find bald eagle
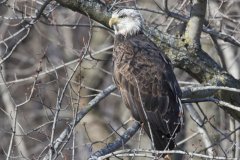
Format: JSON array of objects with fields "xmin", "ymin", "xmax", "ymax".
[{"xmin": 109, "ymin": 9, "xmax": 183, "ymax": 157}]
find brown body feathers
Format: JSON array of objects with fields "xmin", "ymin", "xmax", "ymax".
[{"xmin": 113, "ymin": 33, "xmax": 183, "ymax": 151}]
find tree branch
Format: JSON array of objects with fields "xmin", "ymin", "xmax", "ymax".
[
  {"xmin": 185, "ymin": 104, "xmax": 213, "ymax": 156},
  {"xmin": 182, "ymin": 86, "xmax": 240, "ymax": 99},
  {"xmin": 89, "ymin": 121, "xmax": 141, "ymax": 159},
  {"xmin": 95, "ymin": 149, "xmax": 234, "ymax": 160},
  {"xmin": 42, "ymin": 84, "xmax": 116, "ymax": 160},
  {"xmin": 184, "ymin": 0, "xmax": 206, "ymax": 49},
  {"xmin": 182, "ymin": 97, "xmax": 240, "ymax": 112}
]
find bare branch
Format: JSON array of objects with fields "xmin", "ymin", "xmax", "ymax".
[
  {"xmin": 96, "ymin": 149, "xmax": 234, "ymax": 160},
  {"xmin": 182, "ymin": 97, "xmax": 240, "ymax": 112},
  {"xmin": 0, "ymin": 45, "xmax": 113, "ymax": 86},
  {"xmin": 184, "ymin": 0, "xmax": 206, "ymax": 49},
  {"xmin": 185, "ymin": 104, "xmax": 213, "ymax": 156},
  {"xmin": 42, "ymin": 84, "xmax": 116, "ymax": 160},
  {"xmin": 89, "ymin": 121, "xmax": 141, "ymax": 159},
  {"xmin": 182, "ymin": 85, "xmax": 240, "ymax": 98},
  {"xmin": 0, "ymin": 0, "xmax": 52, "ymax": 64}
]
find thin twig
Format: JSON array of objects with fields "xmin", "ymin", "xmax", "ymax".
[
  {"xmin": 89, "ymin": 121, "xmax": 141, "ymax": 159},
  {"xmin": 185, "ymin": 104, "xmax": 213, "ymax": 156},
  {"xmin": 0, "ymin": 45, "xmax": 113, "ymax": 86},
  {"xmin": 47, "ymin": 18, "xmax": 91, "ymax": 158},
  {"xmin": 0, "ymin": 0, "xmax": 52, "ymax": 64},
  {"xmin": 42, "ymin": 84, "xmax": 116, "ymax": 160},
  {"xmin": 177, "ymin": 132, "xmax": 200, "ymax": 146},
  {"xmin": 182, "ymin": 97, "xmax": 240, "ymax": 112}
]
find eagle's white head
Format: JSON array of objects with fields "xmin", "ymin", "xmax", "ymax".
[{"xmin": 109, "ymin": 9, "xmax": 143, "ymax": 37}]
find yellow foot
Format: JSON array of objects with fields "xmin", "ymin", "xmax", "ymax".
[
  {"xmin": 164, "ymin": 154, "xmax": 171, "ymax": 160},
  {"xmin": 123, "ymin": 116, "xmax": 135, "ymax": 125}
]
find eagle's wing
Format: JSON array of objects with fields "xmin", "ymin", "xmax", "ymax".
[{"xmin": 113, "ymin": 34, "xmax": 183, "ymax": 150}]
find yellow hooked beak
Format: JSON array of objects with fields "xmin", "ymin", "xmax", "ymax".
[{"xmin": 109, "ymin": 17, "xmax": 119, "ymax": 28}]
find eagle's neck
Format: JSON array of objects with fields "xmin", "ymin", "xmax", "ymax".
[{"xmin": 115, "ymin": 31, "xmax": 143, "ymax": 43}]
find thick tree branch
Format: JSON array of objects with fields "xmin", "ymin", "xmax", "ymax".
[
  {"xmin": 182, "ymin": 86, "xmax": 240, "ymax": 99},
  {"xmin": 184, "ymin": 0, "xmax": 206, "ymax": 49},
  {"xmin": 54, "ymin": 0, "xmax": 111, "ymax": 26}
]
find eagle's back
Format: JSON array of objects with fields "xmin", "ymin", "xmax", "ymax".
[{"xmin": 113, "ymin": 34, "xmax": 183, "ymax": 150}]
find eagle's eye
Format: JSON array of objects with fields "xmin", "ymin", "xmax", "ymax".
[{"xmin": 119, "ymin": 14, "xmax": 127, "ymax": 18}]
